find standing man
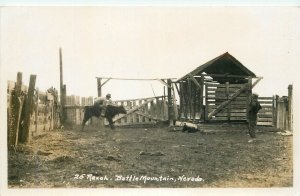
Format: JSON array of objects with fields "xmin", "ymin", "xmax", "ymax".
[{"xmin": 248, "ymin": 93, "xmax": 262, "ymax": 141}]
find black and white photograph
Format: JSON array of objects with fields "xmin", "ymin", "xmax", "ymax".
[{"xmin": 0, "ymin": 5, "xmax": 299, "ymax": 196}]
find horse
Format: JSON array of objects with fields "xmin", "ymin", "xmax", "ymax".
[{"xmin": 81, "ymin": 104, "xmax": 127, "ymax": 131}]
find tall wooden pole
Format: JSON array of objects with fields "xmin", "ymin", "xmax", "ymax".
[
  {"xmin": 59, "ymin": 48, "xmax": 65, "ymax": 123},
  {"xmin": 97, "ymin": 78, "xmax": 102, "ymax": 97},
  {"xmin": 288, "ymin": 85, "xmax": 293, "ymax": 131},
  {"xmin": 275, "ymin": 95, "xmax": 279, "ymax": 128},
  {"xmin": 20, "ymin": 75, "xmax": 36, "ymax": 143},
  {"xmin": 60, "ymin": 48, "xmax": 63, "ymax": 101}
]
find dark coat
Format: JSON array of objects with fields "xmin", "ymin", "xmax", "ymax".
[{"xmin": 248, "ymin": 98, "xmax": 262, "ymax": 121}]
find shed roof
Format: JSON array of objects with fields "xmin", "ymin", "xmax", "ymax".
[{"xmin": 177, "ymin": 52, "xmax": 256, "ymax": 82}]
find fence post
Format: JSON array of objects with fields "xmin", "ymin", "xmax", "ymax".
[
  {"xmin": 35, "ymin": 89, "xmax": 39, "ymax": 133},
  {"xmin": 275, "ymin": 95, "xmax": 279, "ymax": 128},
  {"xmin": 246, "ymin": 77, "xmax": 252, "ymax": 122},
  {"xmin": 272, "ymin": 95, "xmax": 277, "ymax": 127},
  {"xmin": 167, "ymin": 79, "xmax": 174, "ymax": 125},
  {"xmin": 62, "ymin": 84, "xmax": 67, "ymax": 123},
  {"xmin": 205, "ymin": 83, "xmax": 208, "ymax": 121},
  {"xmin": 199, "ymin": 74, "xmax": 204, "ymax": 121},
  {"xmin": 225, "ymin": 82, "xmax": 231, "ymax": 121},
  {"xmin": 8, "ymin": 72, "xmax": 23, "ymax": 147},
  {"xmin": 288, "ymin": 85, "xmax": 293, "ymax": 131},
  {"xmin": 20, "ymin": 75, "xmax": 36, "ymax": 143}
]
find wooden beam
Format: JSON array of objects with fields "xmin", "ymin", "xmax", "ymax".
[
  {"xmin": 188, "ymin": 74, "xmax": 202, "ymax": 90},
  {"xmin": 203, "ymin": 73, "xmax": 254, "ymax": 78},
  {"xmin": 135, "ymin": 111, "xmax": 159, "ymax": 121},
  {"xmin": 101, "ymin": 78, "xmax": 111, "ymax": 87},
  {"xmin": 174, "ymin": 82, "xmax": 180, "ymax": 95},
  {"xmin": 207, "ymin": 83, "xmax": 248, "ymax": 120},
  {"xmin": 157, "ymin": 79, "xmax": 171, "ymax": 88},
  {"xmin": 252, "ymin": 77, "xmax": 263, "ymax": 88},
  {"xmin": 113, "ymin": 96, "xmax": 165, "ymax": 103},
  {"xmin": 113, "ymin": 98, "xmax": 156, "ymax": 122}
]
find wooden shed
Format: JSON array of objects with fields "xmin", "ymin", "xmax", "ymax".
[{"xmin": 175, "ymin": 52, "xmax": 261, "ymax": 123}]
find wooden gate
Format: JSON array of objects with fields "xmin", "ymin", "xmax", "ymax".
[
  {"xmin": 257, "ymin": 96, "xmax": 275, "ymax": 126},
  {"xmin": 108, "ymin": 96, "xmax": 168, "ymax": 126},
  {"xmin": 205, "ymin": 82, "xmax": 275, "ymax": 126},
  {"xmin": 205, "ymin": 82, "xmax": 250, "ymax": 121}
]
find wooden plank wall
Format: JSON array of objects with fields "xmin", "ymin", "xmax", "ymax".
[
  {"xmin": 7, "ymin": 80, "xmax": 59, "ymax": 145},
  {"xmin": 206, "ymin": 82, "xmax": 248, "ymax": 121}
]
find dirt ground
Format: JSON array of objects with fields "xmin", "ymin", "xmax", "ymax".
[{"xmin": 8, "ymin": 124, "xmax": 293, "ymax": 188}]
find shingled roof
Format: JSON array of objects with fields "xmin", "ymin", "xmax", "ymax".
[{"xmin": 177, "ymin": 52, "xmax": 256, "ymax": 82}]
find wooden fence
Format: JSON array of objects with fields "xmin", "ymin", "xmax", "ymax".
[
  {"xmin": 276, "ymin": 92, "xmax": 293, "ymax": 131},
  {"xmin": 257, "ymin": 96, "xmax": 275, "ymax": 126},
  {"xmin": 111, "ymin": 96, "xmax": 168, "ymax": 126},
  {"xmin": 7, "ymin": 73, "xmax": 60, "ymax": 147},
  {"xmin": 257, "ymin": 92, "xmax": 292, "ymax": 129},
  {"xmin": 64, "ymin": 96, "xmax": 168, "ymax": 127}
]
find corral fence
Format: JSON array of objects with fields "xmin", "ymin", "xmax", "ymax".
[
  {"xmin": 7, "ymin": 73, "xmax": 61, "ymax": 147},
  {"xmin": 7, "ymin": 72, "xmax": 292, "ymax": 149},
  {"xmin": 64, "ymin": 95, "xmax": 168, "ymax": 127}
]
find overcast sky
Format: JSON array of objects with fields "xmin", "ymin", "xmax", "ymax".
[{"xmin": 1, "ymin": 6, "xmax": 300, "ymax": 100}]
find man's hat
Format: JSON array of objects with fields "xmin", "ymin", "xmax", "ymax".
[{"xmin": 106, "ymin": 93, "xmax": 111, "ymax": 98}]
